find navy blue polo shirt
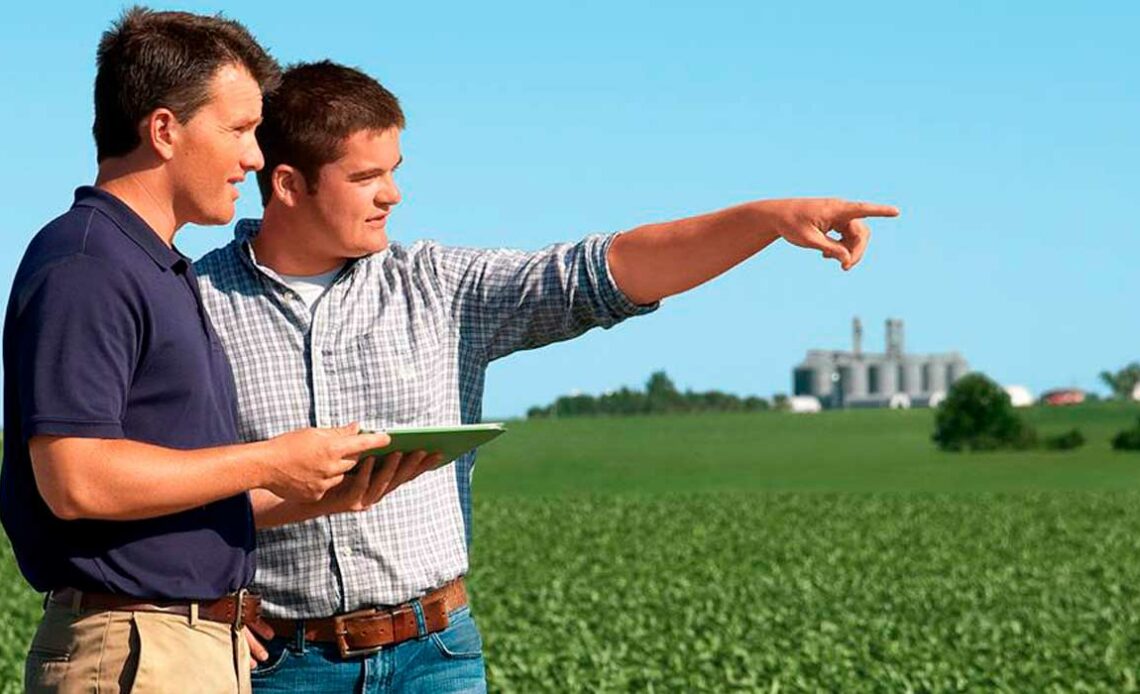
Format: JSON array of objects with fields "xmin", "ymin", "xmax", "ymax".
[{"xmin": 0, "ymin": 186, "xmax": 255, "ymax": 599}]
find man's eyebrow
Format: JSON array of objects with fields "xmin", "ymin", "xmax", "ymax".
[
  {"xmin": 235, "ymin": 116, "xmax": 263, "ymax": 130},
  {"xmin": 346, "ymin": 156, "xmax": 403, "ymax": 181}
]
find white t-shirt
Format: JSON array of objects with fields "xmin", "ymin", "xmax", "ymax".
[{"xmin": 277, "ymin": 264, "xmax": 345, "ymax": 312}]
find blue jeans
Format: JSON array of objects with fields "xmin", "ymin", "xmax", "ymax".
[{"xmin": 250, "ymin": 605, "xmax": 486, "ymax": 693}]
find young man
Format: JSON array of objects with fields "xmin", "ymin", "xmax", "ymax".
[
  {"xmin": 194, "ymin": 61, "xmax": 899, "ymax": 692},
  {"xmin": 1, "ymin": 12, "xmax": 400, "ymax": 693}
]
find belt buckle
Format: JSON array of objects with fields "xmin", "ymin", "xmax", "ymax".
[{"xmin": 334, "ymin": 608, "xmax": 385, "ymax": 659}]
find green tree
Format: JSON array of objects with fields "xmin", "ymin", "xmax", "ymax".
[
  {"xmin": 1044, "ymin": 428, "xmax": 1085, "ymax": 451},
  {"xmin": 604, "ymin": 387, "xmax": 649, "ymax": 415},
  {"xmin": 742, "ymin": 396, "xmax": 771, "ymax": 411},
  {"xmin": 553, "ymin": 394, "xmax": 598, "ymax": 417},
  {"xmin": 1099, "ymin": 362, "xmax": 1140, "ymax": 400},
  {"xmin": 933, "ymin": 373, "xmax": 1037, "ymax": 452},
  {"xmin": 525, "ymin": 371, "xmax": 772, "ymax": 418},
  {"xmin": 1112, "ymin": 418, "xmax": 1140, "ymax": 451},
  {"xmin": 645, "ymin": 371, "xmax": 684, "ymax": 413}
]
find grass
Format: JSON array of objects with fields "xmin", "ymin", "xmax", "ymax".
[
  {"xmin": 3, "ymin": 401, "xmax": 1140, "ymax": 690},
  {"xmin": 475, "ymin": 401, "xmax": 1140, "ymax": 495}
]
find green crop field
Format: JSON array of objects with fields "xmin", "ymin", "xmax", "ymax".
[{"xmin": 4, "ymin": 402, "xmax": 1140, "ymax": 691}]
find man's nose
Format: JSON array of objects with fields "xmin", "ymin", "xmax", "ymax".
[
  {"xmin": 243, "ymin": 142, "xmax": 266, "ymax": 172},
  {"xmin": 376, "ymin": 178, "xmax": 401, "ymax": 207}
]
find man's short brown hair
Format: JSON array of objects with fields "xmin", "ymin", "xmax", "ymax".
[
  {"xmin": 256, "ymin": 61, "xmax": 406, "ymax": 205},
  {"xmin": 94, "ymin": 6, "xmax": 280, "ymax": 162}
]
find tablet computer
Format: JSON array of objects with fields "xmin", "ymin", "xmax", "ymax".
[{"xmin": 353, "ymin": 422, "xmax": 507, "ymax": 471}]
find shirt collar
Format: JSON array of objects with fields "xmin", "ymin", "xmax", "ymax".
[
  {"xmin": 235, "ymin": 217, "xmax": 262, "ymax": 242},
  {"xmin": 72, "ymin": 186, "xmax": 188, "ymax": 272}
]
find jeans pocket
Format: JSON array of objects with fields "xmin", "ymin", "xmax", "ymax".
[
  {"xmin": 250, "ymin": 638, "xmax": 293, "ymax": 679},
  {"xmin": 429, "ymin": 608, "xmax": 484, "ymax": 660}
]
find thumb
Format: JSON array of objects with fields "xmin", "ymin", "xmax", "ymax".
[
  {"xmin": 336, "ymin": 422, "xmax": 362, "ymax": 436},
  {"xmin": 816, "ymin": 237, "xmax": 852, "ymax": 266}
]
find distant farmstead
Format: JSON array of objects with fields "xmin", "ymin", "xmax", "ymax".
[
  {"xmin": 1040, "ymin": 388, "xmax": 1085, "ymax": 406},
  {"xmin": 793, "ymin": 318, "xmax": 969, "ymax": 409}
]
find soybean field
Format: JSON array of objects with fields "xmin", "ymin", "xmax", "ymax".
[{"xmin": 5, "ymin": 403, "xmax": 1140, "ymax": 691}]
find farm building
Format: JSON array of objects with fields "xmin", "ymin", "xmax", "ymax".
[
  {"xmin": 1040, "ymin": 388, "xmax": 1085, "ymax": 406},
  {"xmin": 1004, "ymin": 385, "xmax": 1034, "ymax": 407},
  {"xmin": 793, "ymin": 318, "xmax": 969, "ymax": 409}
]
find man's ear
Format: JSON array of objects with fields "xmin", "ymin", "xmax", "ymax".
[
  {"xmin": 272, "ymin": 164, "xmax": 306, "ymax": 207},
  {"xmin": 143, "ymin": 108, "xmax": 179, "ymax": 161}
]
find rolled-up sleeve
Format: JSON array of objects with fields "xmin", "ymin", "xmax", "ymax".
[{"xmin": 426, "ymin": 233, "xmax": 658, "ymax": 362}]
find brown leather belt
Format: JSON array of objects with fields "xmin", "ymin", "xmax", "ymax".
[
  {"xmin": 50, "ymin": 588, "xmax": 261, "ymax": 629},
  {"xmin": 264, "ymin": 578, "xmax": 467, "ymax": 658}
]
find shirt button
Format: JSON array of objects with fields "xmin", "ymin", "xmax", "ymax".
[{"xmin": 343, "ymin": 546, "xmax": 353, "ymax": 557}]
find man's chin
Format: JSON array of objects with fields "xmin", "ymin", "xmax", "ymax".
[
  {"xmin": 365, "ymin": 232, "xmax": 390, "ymax": 253},
  {"xmin": 190, "ymin": 204, "xmax": 236, "ymax": 228},
  {"xmin": 355, "ymin": 241, "xmax": 388, "ymax": 257}
]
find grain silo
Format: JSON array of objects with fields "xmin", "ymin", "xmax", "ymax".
[{"xmin": 792, "ymin": 318, "xmax": 969, "ymax": 409}]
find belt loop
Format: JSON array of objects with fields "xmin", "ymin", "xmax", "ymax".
[
  {"xmin": 189, "ymin": 602, "xmax": 200, "ymax": 627},
  {"xmin": 294, "ymin": 620, "xmax": 307, "ymax": 654},
  {"xmin": 410, "ymin": 599, "xmax": 427, "ymax": 637},
  {"xmin": 234, "ymin": 588, "xmax": 248, "ymax": 631},
  {"xmin": 70, "ymin": 589, "xmax": 83, "ymax": 615}
]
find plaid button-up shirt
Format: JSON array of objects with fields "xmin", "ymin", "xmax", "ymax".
[{"xmin": 194, "ymin": 219, "xmax": 656, "ymax": 618}]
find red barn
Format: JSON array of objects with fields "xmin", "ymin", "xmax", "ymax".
[{"xmin": 1040, "ymin": 389, "xmax": 1085, "ymax": 406}]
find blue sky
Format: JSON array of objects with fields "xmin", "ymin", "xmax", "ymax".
[{"xmin": 2, "ymin": 2, "xmax": 1137, "ymax": 418}]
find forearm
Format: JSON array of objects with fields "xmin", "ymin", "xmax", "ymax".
[
  {"xmin": 250, "ymin": 488, "xmax": 327, "ymax": 529},
  {"xmin": 31, "ymin": 435, "xmax": 273, "ymax": 521},
  {"xmin": 607, "ymin": 201, "xmax": 779, "ymax": 305}
]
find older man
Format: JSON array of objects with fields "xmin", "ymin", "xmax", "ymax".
[{"xmin": 1, "ymin": 12, "xmax": 397, "ymax": 693}]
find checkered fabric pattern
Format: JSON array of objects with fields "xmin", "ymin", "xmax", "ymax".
[{"xmin": 194, "ymin": 219, "xmax": 656, "ymax": 618}]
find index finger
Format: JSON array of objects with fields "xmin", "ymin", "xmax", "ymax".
[
  {"xmin": 334, "ymin": 432, "xmax": 392, "ymax": 458},
  {"xmin": 842, "ymin": 201, "xmax": 900, "ymax": 220}
]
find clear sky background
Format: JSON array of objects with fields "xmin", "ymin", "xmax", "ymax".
[{"xmin": 1, "ymin": 2, "xmax": 1136, "ymax": 418}]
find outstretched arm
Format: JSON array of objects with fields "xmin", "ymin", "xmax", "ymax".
[{"xmin": 607, "ymin": 198, "xmax": 900, "ymax": 305}]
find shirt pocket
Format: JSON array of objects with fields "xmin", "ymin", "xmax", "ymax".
[{"xmin": 335, "ymin": 329, "xmax": 445, "ymax": 428}]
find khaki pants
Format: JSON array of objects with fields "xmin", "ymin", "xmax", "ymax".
[{"xmin": 25, "ymin": 600, "xmax": 251, "ymax": 693}]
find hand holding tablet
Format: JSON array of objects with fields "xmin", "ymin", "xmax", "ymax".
[{"xmin": 351, "ymin": 423, "xmax": 507, "ymax": 473}]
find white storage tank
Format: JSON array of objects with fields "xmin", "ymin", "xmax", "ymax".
[
  {"xmin": 1003, "ymin": 385, "xmax": 1034, "ymax": 408},
  {"xmin": 789, "ymin": 395, "xmax": 823, "ymax": 413}
]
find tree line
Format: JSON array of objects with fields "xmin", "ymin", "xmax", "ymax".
[{"xmin": 526, "ymin": 371, "xmax": 781, "ymax": 419}]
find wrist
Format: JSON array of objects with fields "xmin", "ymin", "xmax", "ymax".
[
  {"xmin": 746, "ymin": 200, "xmax": 784, "ymax": 243},
  {"xmin": 246, "ymin": 439, "xmax": 281, "ymax": 490}
]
